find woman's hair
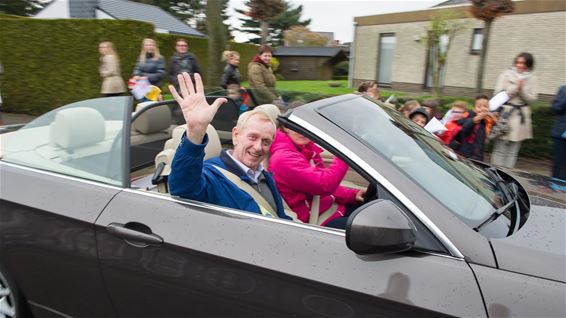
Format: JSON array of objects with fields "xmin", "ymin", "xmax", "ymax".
[
  {"xmin": 222, "ymin": 50, "xmax": 240, "ymax": 62},
  {"xmin": 357, "ymin": 81, "xmax": 376, "ymax": 93},
  {"xmin": 514, "ymin": 52, "xmax": 534, "ymax": 70},
  {"xmin": 139, "ymin": 38, "xmax": 161, "ymax": 63},
  {"xmin": 399, "ymin": 100, "xmax": 420, "ymax": 113},
  {"xmin": 421, "ymin": 99, "xmax": 440, "ymax": 119},
  {"xmin": 100, "ymin": 41, "xmax": 118, "ymax": 60},
  {"xmin": 258, "ymin": 44, "xmax": 272, "ymax": 55}
]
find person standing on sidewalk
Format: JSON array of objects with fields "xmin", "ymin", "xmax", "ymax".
[
  {"xmin": 98, "ymin": 41, "xmax": 126, "ymax": 97},
  {"xmin": 551, "ymin": 85, "xmax": 566, "ymax": 181},
  {"xmin": 169, "ymin": 39, "xmax": 201, "ymax": 90},
  {"xmin": 490, "ymin": 52, "xmax": 538, "ymax": 169}
]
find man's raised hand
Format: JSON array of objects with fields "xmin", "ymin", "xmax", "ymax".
[{"xmin": 169, "ymin": 72, "xmax": 226, "ymax": 144}]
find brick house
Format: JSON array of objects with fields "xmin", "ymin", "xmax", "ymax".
[{"xmin": 350, "ymin": 0, "xmax": 565, "ymax": 101}]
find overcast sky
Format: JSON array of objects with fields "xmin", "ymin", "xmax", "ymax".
[{"xmin": 228, "ymin": 0, "xmax": 446, "ymax": 43}]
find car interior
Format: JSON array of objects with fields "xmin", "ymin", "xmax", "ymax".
[{"xmin": 129, "ymin": 101, "xmax": 372, "ymax": 227}]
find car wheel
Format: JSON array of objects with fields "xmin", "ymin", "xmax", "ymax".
[{"xmin": 0, "ymin": 266, "xmax": 28, "ymax": 318}]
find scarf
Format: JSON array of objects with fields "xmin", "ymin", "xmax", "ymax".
[{"xmin": 252, "ymin": 54, "xmax": 269, "ymax": 67}]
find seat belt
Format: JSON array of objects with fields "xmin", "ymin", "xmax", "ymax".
[
  {"xmin": 212, "ymin": 165, "xmax": 300, "ymax": 221},
  {"xmin": 308, "ymin": 159, "xmax": 339, "ymax": 226}
]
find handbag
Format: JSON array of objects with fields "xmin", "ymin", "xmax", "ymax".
[{"xmin": 489, "ymin": 110, "xmax": 510, "ymax": 140}]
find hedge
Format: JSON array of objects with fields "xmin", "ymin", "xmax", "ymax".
[{"xmin": 0, "ymin": 17, "xmax": 259, "ymax": 114}]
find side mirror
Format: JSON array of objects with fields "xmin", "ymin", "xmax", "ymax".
[{"xmin": 346, "ymin": 200, "xmax": 416, "ymax": 255}]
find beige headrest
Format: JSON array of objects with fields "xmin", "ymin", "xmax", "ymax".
[
  {"xmin": 155, "ymin": 148, "xmax": 176, "ymax": 176},
  {"xmin": 49, "ymin": 107, "xmax": 105, "ymax": 149},
  {"xmin": 133, "ymin": 105, "xmax": 172, "ymax": 134},
  {"xmin": 204, "ymin": 124, "xmax": 222, "ymax": 160}
]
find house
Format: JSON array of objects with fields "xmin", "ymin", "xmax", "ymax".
[
  {"xmin": 35, "ymin": 0, "xmax": 205, "ymax": 37},
  {"xmin": 351, "ymin": 0, "xmax": 565, "ymax": 101},
  {"xmin": 273, "ymin": 47, "xmax": 348, "ymax": 81}
]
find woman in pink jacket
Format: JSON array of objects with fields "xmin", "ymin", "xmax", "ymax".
[{"xmin": 269, "ymin": 127, "xmax": 366, "ymax": 228}]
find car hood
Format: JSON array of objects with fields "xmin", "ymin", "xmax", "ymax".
[{"xmin": 490, "ymin": 203, "xmax": 565, "ymax": 282}]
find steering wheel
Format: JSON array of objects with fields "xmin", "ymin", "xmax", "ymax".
[{"xmin": 363, "ymin": 183, "xmax": 379, "ymax": 203}]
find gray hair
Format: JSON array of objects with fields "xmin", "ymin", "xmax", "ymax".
[{"xmin": 235, "ymin": 109, "xmax": 277, "ymax": 133}]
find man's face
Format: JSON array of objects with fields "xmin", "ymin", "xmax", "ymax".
[
  {"xmin": 232, "ymin": 116, "xmax": 275, "ymax": 170},
  {"xmin": 176, "ymin": 41, "xmax": 188, "ymax": 54},
  {"xmin": 474, "ymin": 98, "xmax": 489, "ymax": 114}
]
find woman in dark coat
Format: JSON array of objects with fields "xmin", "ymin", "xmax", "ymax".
[
  {"xmin": 132, "ymin": 38, "xmax": 165, "ymax": 87},
  {"xmin": 220, "ymin": 50, "xmax": 241, "ymax": 89}
]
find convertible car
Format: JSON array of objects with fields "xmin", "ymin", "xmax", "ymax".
[{"xmin": 0, "ymin": 94, "xmax": 564, "ymax": 317}]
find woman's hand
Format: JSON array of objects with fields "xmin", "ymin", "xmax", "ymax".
[{"xmin": 355, "ymin": 188, "xmax": 367, "ymax": 202}]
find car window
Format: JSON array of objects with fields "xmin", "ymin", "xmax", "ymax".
[
  {"xmin": 1, "ymin": 97, "xmax": 131, "ymax": 187},
  {"xmin": 317, "ymin": 97, "xmax": 504, "ymax": 230}
]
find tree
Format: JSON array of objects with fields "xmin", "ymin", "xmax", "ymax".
[
  {"xmin": 425, "ymin": 14, "xmax": 466, "ymax": 98},
  {"xmin": 284, "ymin": 26, "xmax": 328, "ymax": 46},
  {"xmin": 236, "ymin": 0, "xmax": 299, "ymax": 46},
  {"xmin": 132, "ymin": 0, "xmax": 232, "ymax": 39},
  {"xmin": 470, "ymin": 0, "xmax": 514, "ymax": 93},
  {"xmin": 205, "ymin": 0, "xmax": 227, "ymax": 87},
  {"xmin": 0, "ymin": 0, "xmax": 51, "ymax": 16}
]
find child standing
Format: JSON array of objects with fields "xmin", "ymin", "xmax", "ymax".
[
  {"xmin": 440, "ymin": 101, "xmax": 469, "ymax": 145},
  {"xmin": 452, "ymin": 95, "xmax": 496, "ymax": 161}
]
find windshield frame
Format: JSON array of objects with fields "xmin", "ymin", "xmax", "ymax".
[{"xmin": 308, "ymin": 95, "xmax": 516, "ymax": 235}]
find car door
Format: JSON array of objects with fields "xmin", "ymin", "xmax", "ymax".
[
  {"xmin": 95, "ymin": 187, "xmax": 486, "ymax": 317},
  {"xmin": 0, "ymin": 97, "xmax": 132, "ymax": 317}
]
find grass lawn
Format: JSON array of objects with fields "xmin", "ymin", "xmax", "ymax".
[{"xmin": 241, "ymin": 80, "xmax": 407, "ymax": 97}]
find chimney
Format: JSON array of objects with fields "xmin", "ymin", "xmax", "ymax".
[{"xmin": 69, "ymin": 0, "xmax": 99, "ymax": 18}]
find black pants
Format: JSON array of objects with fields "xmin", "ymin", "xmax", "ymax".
[
  {"xmin": 552, "ymin": 137, "xmax": 566, "ymax": 180},
  {"xmin": 102, "ymin": 92, "xmax": 125, "ymax": 97},
  {"xmin": 324, "ymin": 204, "xmax": 359, "ymax": 230}
]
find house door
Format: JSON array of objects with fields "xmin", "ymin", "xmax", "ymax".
[{"xmin": 377, "ymin": 33, "xmax": 396, "ymax": 85}]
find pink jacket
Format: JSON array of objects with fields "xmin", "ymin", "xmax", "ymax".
[{"xmin": 269, "ymin": 130, "xmax": 359, "ymax": 225}]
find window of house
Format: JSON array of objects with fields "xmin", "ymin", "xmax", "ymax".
[
  {"xmin": 470, "ymin": 28, "xmax": 483, "ymax": 54},
  {"xmin": 377, "ymin": 33, "xmax": 396, "ymax": 85}
]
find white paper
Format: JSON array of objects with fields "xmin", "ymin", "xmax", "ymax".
[
  {"xmin": 384, "ymin": 95, "xmax": 395, "ymax": 104},
  {"xmin": 424, "ymin": 117, "xmax": 447, "ymax": 134},
  {"xmin": 131, "ymin": 79, "xmax": 151, "ymax": 100},
  {"xmin": 441, "ymin": 109, "xmax": 453, "ymax": 124},
  {"xmin": 489, "ymin": 91, "xmax": 510, "ymax": 111}
]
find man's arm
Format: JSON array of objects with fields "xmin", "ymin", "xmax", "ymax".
[{"xmin": 168, "ymin": 73, "xmax": 227, "ymax": 198}]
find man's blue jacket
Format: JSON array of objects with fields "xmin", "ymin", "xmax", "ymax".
[{"xmin": 168, "ymin": 134, "xmax": 290, "ymax": 220}]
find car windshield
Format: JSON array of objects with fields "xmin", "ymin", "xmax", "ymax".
[{"xmin": 317, "ymin": 96, "xmax": 504, "ymax": 228}]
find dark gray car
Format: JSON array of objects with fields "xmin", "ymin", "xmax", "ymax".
[{"xmin": 0, "ymin": 94, "xmax": 564, "ymax": 317}]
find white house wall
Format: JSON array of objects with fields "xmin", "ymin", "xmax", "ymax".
[
  {"xmin": 479, "ymin": 11, "xmax": 566, "ymax": 95},
  {"xmin": 96, "ymin": 9, "xmax": 115, "ymax": 19},
  {"xmin": 34, "ymin": 0, "xmax": 70, "ymax": 18},
  {"xmin": 354, "ymin": 9, "xmax": 566, "ymax": 97}
]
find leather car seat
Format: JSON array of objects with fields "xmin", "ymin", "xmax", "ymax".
[{"xmin": 152, "ymin": 124, "xmax": 222, "ymax": 193}]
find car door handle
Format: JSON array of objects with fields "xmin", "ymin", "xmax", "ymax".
[{"xmin": 106, "ymin": 222, "xmax": 164, "ymax": 247}]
